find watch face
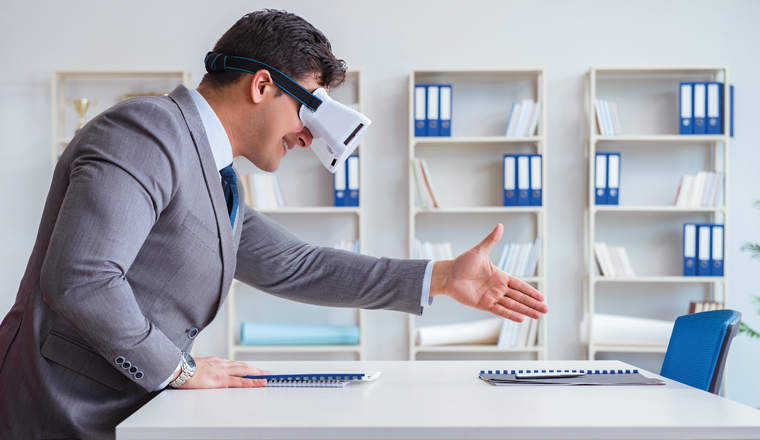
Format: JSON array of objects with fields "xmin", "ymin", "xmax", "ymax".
[{"xmin": 182, "ymin": 352, "xmax": 197, "ymax": 370}]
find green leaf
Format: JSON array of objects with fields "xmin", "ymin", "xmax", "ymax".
[
  {"xmin": 740, "ymin": 322, "xmax": 760, "ymax": 339},
  {"xmin": 740, "ymin": 243, "xmax": 760, "ymax": 260}
]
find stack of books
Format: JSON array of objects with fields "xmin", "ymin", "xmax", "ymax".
[
  {"xmin": 242, "ymin": 174, "xmax": 286, "ymax": 209},
  {"xmin": 504, "ymin": 100, "xmax": 541, "ymax": 137},
  {"xmin": 688, "ymin": 301, "xmax": 724, "ymax": 314},
  {"xmin": 594, "ymin": 243, "xmax": 636, "ymax": 277},
  {"xmin": 497, "ymin": 317, "xmax": 540, "ymax": 348},
  {"xmin": 674, "ymin": 171, "xmax": 724, "ymax": 207},
  {"xmin": 495, "ymin": 237, "xmax": 542, "ymax": 277},
  {"xmin": 333, "ymin": 239, "xmax": 360, "ymax": 253},
  {"xmin": 594, "ymin": 99, "xmax": 622, "ymax": 136},
  {"xmin": 412, "ymin": 158, "xmax": 440, "ymax": 208},
  {"xmin": 414, "ymin": 239, "xmax": 455, "ymax": 261}
]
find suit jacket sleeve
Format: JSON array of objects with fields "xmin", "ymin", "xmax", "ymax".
[
  {"xmin": 234, "ymin": 204, "xmax": 428, "ymax": 315},
  {"xmin": 39, "ymin": 98, "xmax": 184, "ymax": 392}
]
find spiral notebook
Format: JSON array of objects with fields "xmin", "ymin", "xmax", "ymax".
[
  {"xmin": 245, "ymin": 370, "xmax": 381, "ymax": 388},
  {"xmin": 479, "ymin": 369, "xmax": 665, "ymax": 386}
]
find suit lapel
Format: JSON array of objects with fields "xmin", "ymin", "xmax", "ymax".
[{"xmin": 168, "ymin": 85, "xmax": 236, "ymax": 310}]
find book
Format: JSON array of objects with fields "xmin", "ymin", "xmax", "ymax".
[
  {"xmin": 416, "ymin": 318, "xmax": 502, "ymax": 346},
  {"xmin": 245, "ymin": 370, "xmax": 381, "ymax": 388},
  {"xmin": 333, "ymin": 239, "xmax": 360, "ymax": 253},
  {"xmin": 496, "ymin": 237, "xmax": 541, "ymax": 277},
  {"xmin": 414, "ymin": 239, "xmax": 454, "ymax": 260},
  {"xmin": 505, "ymin": 100, "xmax": 541, "ymax": 137},
  {"xmin": 245, "ymin": 174, "xmax": 286, "ymax": 209},
  {"xmin": 594, "ymin": 99, "xmax": 623, "ymax": 136},
  {"xmin": 674, "ymin": 171, "xmax": 723, "ymax": 207},
  {"xmin": 478, "ymin": 369, "xmax": 665, "ymax": 386},
  {"xmin": 594, "ymin": 243, "xmax": 635, "ymax": 277},
  {"xmin": 688, "ymin": 301, "xmax": 724, "ymax": 314},
  {"xmin": 412, "ymin": 158, "xmax": 439, "ymax": 208}
]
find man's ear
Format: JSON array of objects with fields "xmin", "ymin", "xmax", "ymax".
[{"xmin": 249, "ymin": 69, "xmax": 275, "ymax": 104}]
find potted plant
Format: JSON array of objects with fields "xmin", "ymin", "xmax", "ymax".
[{"xmin": 739, "ymin": 201, "xmax": 760, "ymax": 338}]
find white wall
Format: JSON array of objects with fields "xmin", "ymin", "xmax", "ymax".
[{"xmin": 1, "ymin": 0, "xmax": 759, "ymax": 406}]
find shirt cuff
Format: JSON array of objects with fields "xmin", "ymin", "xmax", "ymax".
[
  {"xmin": 420, "ymin": 260, "xmax": 435, "ymax": 308},
  {"xmin": 157, "ymin": 359, "xmax": 183, "ymax": 390}
]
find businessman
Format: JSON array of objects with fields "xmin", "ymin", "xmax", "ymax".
[{"xmin": 0, "ymin": 9, "xmax": 547, "ymax": 440}]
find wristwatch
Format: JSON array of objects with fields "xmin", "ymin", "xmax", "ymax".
[{"xmin": 169, "ymin": 352, "xmax": 197, "ymax": 388}]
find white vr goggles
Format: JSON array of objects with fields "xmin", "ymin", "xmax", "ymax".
[{"xmin": 205, "ymin": 52, "xmax": 370, "ymax": 173}]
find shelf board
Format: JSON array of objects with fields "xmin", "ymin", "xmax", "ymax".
[
  {"xmin": 414, "ymin": 68, "xmax": 545, "ymax": 76},
  {"xmin": 590, "ymin": 276, "xmax": 725, "ymax": 284},
  {"xmin": 414, "ymin": 136, "xmax": 542, "ymax": 145},
  {"xmin": 54, "ymin": 69, "xmax": 189, "ymax": 77},
  {"xmin": 591, "ymin": 66, "xmax": 727, "ymax": 75},
  {"xmin": 593, "ymin": 134, "xmax": 727, "ymax": 143},
  {"xmin": 231, "ymin": 345, "xmax": 362, "ymax": 353},
  {"xmin": 415, "ymin": 206, "xmax": 543, "ymax": 215},
  {"xmin": 593, "ymin": 205, "xmax": 725, "ymax": 213},
  {"xmin": 258, "ymin": 207, "xmax": 361, "ymax": 215},
  {"xmin": 592, "ymin": 345, "xmax": 668, "ymax": 354},
  {"xmin": 413, "ymin": 345, "xmax": 543, "ymax": 353}
]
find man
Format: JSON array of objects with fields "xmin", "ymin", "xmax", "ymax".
[{"xmin": 0, "ymin": 9, "xmax": 547, "ymax": 440}]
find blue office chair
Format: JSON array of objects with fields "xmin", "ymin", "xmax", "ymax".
[{"xmin": 660, "ymin": 309, "xmax": 741, "ymax": 394}]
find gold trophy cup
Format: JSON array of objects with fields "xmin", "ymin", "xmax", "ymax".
[{"xmin": 69, "ymin": 98, "xmax": 97, "ymax": 132}]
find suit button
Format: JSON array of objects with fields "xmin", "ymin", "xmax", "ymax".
[
  {"xmin": 134, "ymin": 371, "xmax": 144, "ymax": 379},
  {"xmin": 115, "ymin": 356, "xmax": 125, "ymax": 364},
  {"xmin": 129, "ymin": 366, "xmax": 139, "ymax": 374},
  {"xmin": 188, "ymin": 328, "xmax": 199, "ymax": 339},
  {"xmin": 122, "ymin": 361, "xmax": 131, "ymax": 369}
]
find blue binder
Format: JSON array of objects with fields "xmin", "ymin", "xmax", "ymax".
[
  {"xmin": 679, "ymin": 82, "xmax": 693, "ymax": 135},
  {"xmin": 503, "ymin": 155, "xmax": 517, "ymax": 206},
  {"xmin": 426, "ymin": 85, "xmax": 440, "ymax": 136},
  {"xmin": 529, "ymin": 154, "xmax": 542, "ymax": 206},
  {"xmin": 347, "ymin": 155, "xmax": 360, "ymax": 207},
  {"xmin": 730, "ymin": 85, "xmax": 734, "ymax": 137},
  {"xmin": 414, "ymin": 85, "xmax": 426, "ymax": 137},
  {"xmin": 606, "ymin": 153, "xmax": 620, "ymax": 205},
  {"xmin": 516, "ymin": 155, "xmax": 531, "ymax": 206},
  {"xmin": 333, "ymin": 159, "xmax": 348, "ymax": 206},
  {"xmin": 693, "ymin": 83, "xmax": 707, "ymax": 135},
  {"xmin": 683, "ymin": 223, "xmax": 697, "ymax": 276},
  {"xmin": 711, "ymin": 224, "xmax": 724, "ymax": 276},
  {"xmin": 594, "ymin": 153, "xmax": 608, "ymax": 205},
  {"xmin": 439, "ymin": 85, "xmax": 452, "ymax": 137},
  {"xmin": 706, "ymin": 82, "xmax": 722, "ymax": 135},
  {"xmin": 697, "ymin": 224, "xmax": 712, "ymax": 276}
]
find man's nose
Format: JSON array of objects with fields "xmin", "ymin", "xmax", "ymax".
[{"xmin": 296, "ymin": 127, "xmax": 313, "ymax": 148}]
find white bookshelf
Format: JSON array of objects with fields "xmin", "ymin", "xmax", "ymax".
[
  {"xmin": 583, "ymin": 66, "xmax": 730, "ymax": 359},
  {"xmin": 407, "ymin": 68, "xmax": 548, "ymax": 361},
  {"xmin": 51, "ymin": 69, "xmax": 192, "ymax": 170},
  {"xmin": 227, "ymin": 70, "xmax": 366, "ymax": 361}
]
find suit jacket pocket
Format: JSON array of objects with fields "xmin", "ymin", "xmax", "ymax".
[
  {"xmin": 40, "ymin": 331, "xmax": 131, "ymax": 391},
  {"xmin": 182, "ymin": 211, "xmax": 219, "ymax": 253}
]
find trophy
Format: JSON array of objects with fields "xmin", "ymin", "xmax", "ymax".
[{"xmin": 69, "ymin": 98, "xmax": 97, "ymax": 132}]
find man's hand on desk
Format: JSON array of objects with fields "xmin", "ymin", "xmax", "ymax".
[
  {"xmin": 178, "ymin": 357, "xmax": 270, "ymax": 389},
  {"xmin": 430, "ymin": 223, "xmax": 548, "ymax": 322}
]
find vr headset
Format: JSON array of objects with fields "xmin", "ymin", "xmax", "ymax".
[{"xmin": 204, "ymin": 52, "xmax": 370, "ymax": 173}]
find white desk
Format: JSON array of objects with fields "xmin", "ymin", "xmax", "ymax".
[{"xmin": 117, "ymin": 360, "xmax": 760, "ymax": 440}]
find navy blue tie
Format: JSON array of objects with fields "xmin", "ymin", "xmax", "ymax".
[{"xmin": 219, "ymin": 164, "xmax": 238, "ymax": 227}]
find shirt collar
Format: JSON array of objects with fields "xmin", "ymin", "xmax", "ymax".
[{"xmin": 188, "ymin": 88, "xmax": 234, "ymax": 173}]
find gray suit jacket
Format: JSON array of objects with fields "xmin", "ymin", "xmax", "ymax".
[{"xmin": 0, "ymin": 85, "xmax": 427, "ymax": 440}]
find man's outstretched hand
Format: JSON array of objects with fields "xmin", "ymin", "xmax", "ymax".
[{"xmin": 430, "ymin": 224, "xmax": 548, "ymax": 322}]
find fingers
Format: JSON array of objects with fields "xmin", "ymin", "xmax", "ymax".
[
  {"xmin": 184, "ymin": 357, "xmax": 270, "ymax": 389},
  {"xmin": 475, "ymin": 224, "xmax": 504, "ymax": 255}
]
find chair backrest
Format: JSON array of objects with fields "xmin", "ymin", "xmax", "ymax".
[{"xmin": 660, "ymin": 309, "xmax": 741, "ymax": 394}]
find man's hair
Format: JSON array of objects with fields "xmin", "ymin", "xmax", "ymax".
[{"xmin": 201, "ymin": 9, "xmax": 346, "ymax": 91}]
